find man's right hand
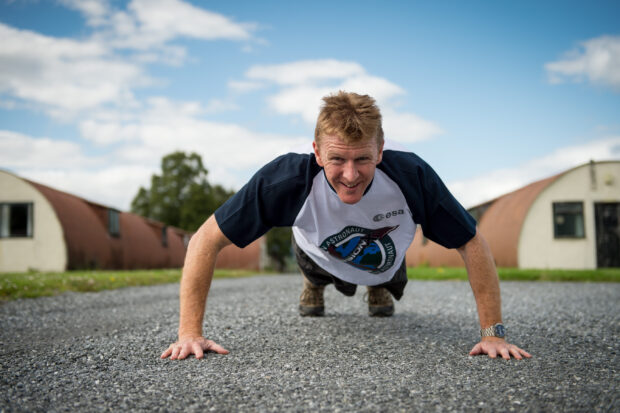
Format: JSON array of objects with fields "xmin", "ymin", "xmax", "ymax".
[{"xmin": 160, "ymin": 336, "xmax": 229, "ymax": 360}]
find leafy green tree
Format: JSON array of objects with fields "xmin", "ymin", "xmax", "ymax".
[
  {"xmin": 131, "ymin": 151, "xmax": 234, "ymax": 231},
  {"xmin": 266, "ymin": 227, "xmax": 293, "ymax": 272},
  {"xmin": 133, "ymin": 151, "xmax": 294, "ymax": 272}
]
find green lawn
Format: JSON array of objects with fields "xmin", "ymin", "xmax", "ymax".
[
  {"xmin": 0, "ymin": 268, "xmax": 258, "ymax": 301},
  {"xmin": 1, "ymin": 267, "xmax": 618, "ymax": 302},
  {"xmin": 407, "ymin": 266, "xmax": 620, "ymax": 282}
]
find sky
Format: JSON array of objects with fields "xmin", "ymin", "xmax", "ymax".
[{"xmin": 1, "ymin": 0, "xmax": 619, "ymax": 211}]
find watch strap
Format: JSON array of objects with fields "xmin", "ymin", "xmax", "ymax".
[{"xmin": 480, "ymin": 323, "xmax": 506, "ymax": 338}]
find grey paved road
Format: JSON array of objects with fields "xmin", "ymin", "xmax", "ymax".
[{"xmin": 1, "ymin": 275, "xmax": 618, "ymax": 412}]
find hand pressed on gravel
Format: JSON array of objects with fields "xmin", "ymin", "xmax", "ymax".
[{"xmin": 161, "ymin": 337, "xmax": 229, "ymax": 360}]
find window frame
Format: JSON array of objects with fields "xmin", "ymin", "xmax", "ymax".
[
  {"xmin": 161, "ymin": 225, "xmax": 168, "ymax": 247},
  {"xmin": 108, "ymin": 209, "xmax": 121, "ymax": 238},
  {"xmin": 552, "ymin": 201, "xmax": 585, "ymax": 239},
  {"xmin": 0, "ymin": 202, "xmax": 34, "ymax": 239}
]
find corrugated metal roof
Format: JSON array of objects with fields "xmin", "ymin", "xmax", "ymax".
[
  {"xmin": 406, "ymin": 171, "xmax": 563, "ymax": 268},
  {"xmin": 26, "ymin": 179, "xmax": 190, "ymax": 270}
]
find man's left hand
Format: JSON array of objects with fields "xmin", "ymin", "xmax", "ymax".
[{"xmin": 469, "ymin": 337, "xmax": 532, "ymax": 360}]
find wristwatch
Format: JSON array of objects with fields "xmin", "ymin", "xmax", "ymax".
[{"xmin": 480, "ymin": 323, "xmax": 506, "ymax": 339}]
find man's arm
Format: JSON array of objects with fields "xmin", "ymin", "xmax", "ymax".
[
  {"xmin": 457, "ymin": 229, "xmax": 531, "ymax": 360},
  {"xmin": 161, "ymin": 215, "xmax": 232, "ymax": 360}
]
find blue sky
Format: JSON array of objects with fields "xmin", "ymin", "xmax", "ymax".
[{"xmin": 1, "ymin": 0, "xmax": 619, "ymax": 210}]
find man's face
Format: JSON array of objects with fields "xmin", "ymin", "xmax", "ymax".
[{"xmin": 313, "ymin": 134, "xmax": 383, "ymax": 205}]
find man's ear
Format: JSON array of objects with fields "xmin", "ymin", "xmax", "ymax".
[
  {"xmin": 376, "ymin": 140, "xmax": 384, "ymax": 164},
  {"xmin": 313, "ymin": 141, "xmax": 324, "ymax": 167}
]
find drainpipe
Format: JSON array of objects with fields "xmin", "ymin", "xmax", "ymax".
[{"xmin": 589, "ymin": 159, "xmax": 597, "ymax": 191}]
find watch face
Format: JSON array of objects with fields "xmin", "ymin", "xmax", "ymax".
[{"xmin": 495, "ymin": 324, "xmax": 506, "ymax": 338}]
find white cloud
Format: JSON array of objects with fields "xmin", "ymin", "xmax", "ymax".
[
  {"xmin": 79, "ymin": 119, "xmax": 140, "ymax": 145},
  {"xmin": 131, "ymin": 45, "xmax": 187, "ymax": 66},
  {"xmin": 87, "ymin": 0, "xmax": 257, "ymax": 57},
  {"xmin": 0, "ymin": 2, "xmax": 279, "ymax": 210},
  {"xmin": 2, "ymin": 110, "xmax": 309, "ymax": 210},
  {"xmin": 70, "ymin": 97, "xmax": 308, "ymax": 202},
  {"xmin": 60, "ymin": 0, "xmax": 257, "ymax": 48},
  {"xmin": 339, "ymin": 75, "xmax": 405, "ymax": 102},
  {"xmin": 79, "ymin": 97, "xmax": 238, "ymax": 144},
  {"xmin": 203, "ymin": 98, "xmax": 240, "ymax": 113},
  {"xmin": 0, "ymin": 23, "xmax": 143, "ymax": 115},
  {"xmin": 0, "ymin": 0, "xmax": 261, "ymax": 116},
  {"xmin": 228, "ymin": 80, "xmax": 265, "ymax": 93},
  {"xmin": 246, "ymin": 59, "xmax": 365, "ymax": 85},
  {"xmin": 241, "ymin": 59, "xmax": 442, "ymax": 142},
  {"xmin": 20, "ymin": 165, "xmax": 153, "ymax": 211},
  {"xmin": 267, "ymin": 85, "xmax": 334, "ymax": 123},
  {"xmin": 545, "ymin": 35, "xmax": 620, "ymax": 91},
  {"xmin": 58, "ymin": 0, "xmax": 110, "ymax": 26},
  {"xmin": 0, "ymin": 129, "xmax": 147, "ymax": 210},
  {"xmin": 108, "ymin": 97, "xmax": 308, "ymax": 171},
  {"xmin": 382, "ymin": 109, "xmax": 443, "ymax": 143},
  {"xmin": 448, "ymin": 137, "xmax": 620, "ymax": 208},
  {"xmin": 0, "ymin": 130, "xmax": 100, "ymax": 169},
  {"xmin": 130, "ymin": 0, "xmax": 254, "ymax": 41}
]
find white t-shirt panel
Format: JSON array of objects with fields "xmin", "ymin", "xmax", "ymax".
[{"xmin": 292, "ymin": 169, "xmax": 416, "ymax": 286}]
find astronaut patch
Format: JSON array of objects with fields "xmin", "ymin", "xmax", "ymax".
[{"xmin": 319, "ymin": 225, "xmax": 398, "ymax": 274}]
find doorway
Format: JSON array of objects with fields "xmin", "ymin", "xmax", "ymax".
[{"xmin": 595, "ymin": 202, "xmax": 620, "ymax": 268}]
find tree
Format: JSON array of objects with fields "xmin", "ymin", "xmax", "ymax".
[
  {"xmin": 266, "ymin": 227, "xmax": 293, "ymax": 272},
  {"xmin": 131, "ymin": 151, "xmax": 234, "ymax": 232},
  {"xmin": 132, "ymin": 151, "xmax": 293, "ymax": 272}
]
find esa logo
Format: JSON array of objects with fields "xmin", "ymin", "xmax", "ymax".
[{"xmin": 373, "ymin": 209, "xmax": 404, "ymax": 222}]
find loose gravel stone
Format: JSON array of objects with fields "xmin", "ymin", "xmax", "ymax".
[{"xmin": 0, "ymin": 275, "xmax": 618, "ymax": 412}]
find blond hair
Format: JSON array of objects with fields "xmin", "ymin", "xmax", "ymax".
[{"xmin": 314, "ymin": 91, "xmax": 384, "ymax": 148}]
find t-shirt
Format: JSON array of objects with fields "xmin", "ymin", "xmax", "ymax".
[{"xmin": 214, "ymin": 149, "xmax": 476, "ymax": 286}]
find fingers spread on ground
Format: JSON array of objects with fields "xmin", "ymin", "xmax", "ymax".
[
  {"xmin": 178, "ymin": 346, "xmax": 190, "ymax": 360},
  {"xmin": 209, "ymin": 342, "xmax": 230, "ymax": 354},
  {"xmin": 509, "ymin": 347, "xmax": 523, "ymax": 360},
  {"xmin": 469, "ymin": 344, "xmax": 482, "ymax": 355},
  {"xmin": 192, "ymin": 343, "xmax": 204, "ymax": 359}
]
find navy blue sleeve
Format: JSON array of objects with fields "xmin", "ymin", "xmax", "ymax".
[
  {"xmin": 214, "ymin": 153, "xmax": 321, "ymax": 248},
  {"xmin": 378, "ymin": 150, "xmax": 476, "ymax": 249}
]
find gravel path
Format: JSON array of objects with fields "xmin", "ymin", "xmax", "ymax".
[{"xmin": 1, "ymin": 275, "xmax": 618, "ymax": 412}]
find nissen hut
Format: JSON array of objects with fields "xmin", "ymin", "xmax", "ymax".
[
  {"xmin": 0, "ymin": 170, "xmax": 263, "ymax": 273},
  {"xmin": 406, "ymin": 161, "xmax": 620, "ymax": 269}
]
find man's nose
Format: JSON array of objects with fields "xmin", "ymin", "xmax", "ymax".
[{"xmin": 342, "ymin": 161, "xmax": 359, "ymax": 182}]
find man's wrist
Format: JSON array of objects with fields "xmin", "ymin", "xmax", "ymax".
[
  {"xmin": 480, "ymin": 323, "xmax": 506, "ymax": 339},
  {"xmin": 178, "ymin": 329, "xmax": 203, "ymax": 340},
  {"xmin": 481, "ymin": 336, "xmax": 505, "ymax": 342}
]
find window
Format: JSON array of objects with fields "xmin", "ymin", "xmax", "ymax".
[
  {"xmin": 0, "ymin": 203, "xmax": 33, "ymax": 238},
  {"xmin": 553, "ymin": 202, "xmax": 585, "ymax": 238},
  {"xmin": 161, "ymin": 226, "xmax": 168, "ymax": 247},
  {"xmin": 108, "ymin": 209, "xmax": 120, "ymax": 237}
]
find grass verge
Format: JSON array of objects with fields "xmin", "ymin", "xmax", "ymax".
[
  {"xmin": 0, "ymin": 268, "xmax": 259, "ymax": 302},
  {"xmin": 2, "ymin": 267, "xmax": 618, "ymax": 302},
  {"xmin": 407, "ymin": 266, "xmax": 620, "ymax": 282}
]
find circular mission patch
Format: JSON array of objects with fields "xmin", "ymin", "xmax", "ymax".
[{"xmin": 319, "ymin": 225, "xmax": 399, "ymax": 274}]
